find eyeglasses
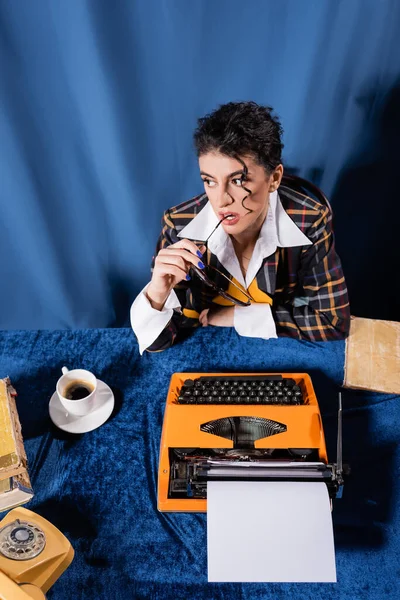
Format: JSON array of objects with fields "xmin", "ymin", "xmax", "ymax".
[{"xmin": 190, "ymin": 215, "xmax": 253, "ymax": 307}]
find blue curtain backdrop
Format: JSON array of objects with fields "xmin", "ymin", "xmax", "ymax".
[{"xmin": 0, "ymin": 0, "xmax": 399, "ymax": 329}]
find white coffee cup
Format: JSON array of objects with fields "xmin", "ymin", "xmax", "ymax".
[{"xmin": 56, "ymin": 367, "xmax": 97, "ymax": 416}]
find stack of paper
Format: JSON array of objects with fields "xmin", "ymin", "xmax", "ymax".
[{"xmin": 207, "ymin": 480, "xmax": 336, "ymax": 582}]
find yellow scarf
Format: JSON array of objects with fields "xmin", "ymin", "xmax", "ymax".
[{"xmin": 183, "ymin": 277, "xmax": 272, "ymax": 319}]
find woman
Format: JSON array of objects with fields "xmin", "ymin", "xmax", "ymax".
[{"xmin": 130, "ymin": 101, "xmax": 350, "ymax": 353}]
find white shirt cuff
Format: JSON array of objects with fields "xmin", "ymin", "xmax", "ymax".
[
  {"xmin": 130, "ymin": 284, "xmax": 181, "ymax": 354},
  {"xmin": 234, "ymin": 303, "xmax": 278, "ymax": 339}
]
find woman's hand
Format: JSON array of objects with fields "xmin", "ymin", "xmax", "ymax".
[
  {"xmin": 199, "ymin": 306, "xmax": 234, "ymax": 328},
  {"xmin": 146, "ymin": 240, "xmax": 204, "ymax": 310}
]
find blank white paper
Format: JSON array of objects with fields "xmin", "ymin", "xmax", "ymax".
[{"xmin": 207, "ymin": 480, "xmax": 336, "ymax": 582}]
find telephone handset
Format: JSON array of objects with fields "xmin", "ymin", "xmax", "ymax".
[{"xmin": 0, "ymin": 507, "xmax": 74, "ymax": 600}]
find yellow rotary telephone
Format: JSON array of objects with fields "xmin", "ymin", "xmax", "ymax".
[{"xmin": 0, "ymin": 507, "xmax": 73, "ymax": 599}]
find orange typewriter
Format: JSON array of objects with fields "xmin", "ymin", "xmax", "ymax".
[{"xmin": 158, "ymin": 372, "xmax": 345, "ymax": 512}]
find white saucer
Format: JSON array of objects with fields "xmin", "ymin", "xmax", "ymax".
[{"xmin": 49, "ymin": 379, "xmax": 115, "ymax": 434}]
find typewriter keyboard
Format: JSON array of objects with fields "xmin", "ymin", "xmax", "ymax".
[{"xmin": 176, "ymin": 376, "xmax": 304, "ymax": 405}]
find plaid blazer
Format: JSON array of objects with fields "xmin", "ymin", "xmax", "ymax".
[{"xmin": 147, "ymin": 183, "xmax": 350, "ymax": 352}]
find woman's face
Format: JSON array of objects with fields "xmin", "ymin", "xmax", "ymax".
[{"xmin": 198, "ymin": 152, "xmax": 283, "ymax": 238}]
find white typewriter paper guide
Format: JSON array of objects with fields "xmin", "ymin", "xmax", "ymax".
[{"xmin": 207, "ymin": 480, "xmax": 336, "ymax": 582}]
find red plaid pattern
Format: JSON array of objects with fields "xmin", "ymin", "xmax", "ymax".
[{"xmin": 146, "ymin": 183, "xmax": 350, "ymax": 351}]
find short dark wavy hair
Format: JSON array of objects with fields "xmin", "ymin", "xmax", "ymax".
[{"xmin": 193, "ymin": 101, "xmax": 284, "ymax": 174}]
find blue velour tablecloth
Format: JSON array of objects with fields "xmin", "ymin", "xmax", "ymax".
[{"xmin": 0, "ymin": 327, "xmax": 399, "ymax": 600}]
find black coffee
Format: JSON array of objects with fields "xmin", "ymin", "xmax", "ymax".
[{"xmin": 63, "ymin": 380, "xmax": 94, "ymax": 401}]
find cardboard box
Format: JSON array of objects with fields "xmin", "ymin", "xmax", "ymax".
[{"xmin": 344, "ymin": 316, "xmax": 400, "ymax": 394}]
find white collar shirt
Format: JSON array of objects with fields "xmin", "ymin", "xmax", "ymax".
[
  {"xmin": 131, "ymin": 190, "xmax": 312, "ymax": 353},
  {"xmin": 176, "ymin": 190, "xmax": 311, "ymax": 340}
]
